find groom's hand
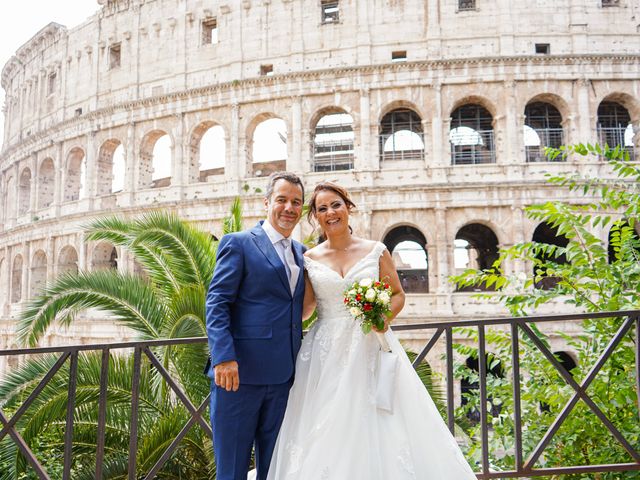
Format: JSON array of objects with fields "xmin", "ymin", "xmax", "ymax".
[{"xmin": 214, "ymin": 361, "xmax": 240, "ymax": 391}]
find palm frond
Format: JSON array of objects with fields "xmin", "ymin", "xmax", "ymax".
[{"xmin": 18, "ymin": 271, "xmax": 167, "ymax": 346}]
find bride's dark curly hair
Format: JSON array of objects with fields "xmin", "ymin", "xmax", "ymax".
[{"xmin": 306, "ymin": 182, "xmax": 356, "ymax": 224}]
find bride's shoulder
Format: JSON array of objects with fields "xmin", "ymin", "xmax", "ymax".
[{"xmin": 303, "ymin": 243, "xmax": 327, "ymax": 261}]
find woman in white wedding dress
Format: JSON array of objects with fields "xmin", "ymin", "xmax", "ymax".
[{"xmin": 265, "ymin": 182, "xmax": 477, "ymax": 479}]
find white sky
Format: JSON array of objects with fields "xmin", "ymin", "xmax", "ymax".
[{"xmin": 0, "ymin": 1, "xmax": 100, "ymax": 145}]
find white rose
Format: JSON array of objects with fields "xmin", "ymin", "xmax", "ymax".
[
  {"xmin": 359, "ymin": 278, "xmax": 373, "ymax": 288},
  {"xmin": 378, "ymin": 291, "xmax": 391, "ymax": 304},
  {"xmin": 348, "ymin": 289, "xmax": 357, "ymax": 296},
  {"xmin": 365, "ymin": 289, "xmax": 376, "ymax": 301},
  {"xmin": 350, "ymin": 307, "xmax": 362, "ymax": 317}
]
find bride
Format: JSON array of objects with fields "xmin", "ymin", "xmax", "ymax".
[{"xmin": 264, "ymin": 182, "xmax": 477, "ymax": 479}]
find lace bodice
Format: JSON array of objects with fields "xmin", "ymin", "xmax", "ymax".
[{"xmin": 304, "ymin": 242, "xmax": 387, "ymax": 321}]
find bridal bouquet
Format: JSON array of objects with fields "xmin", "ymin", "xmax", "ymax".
[{"xmin": 343, "ymin": 277, "xmax": 392, "ymax": 334}]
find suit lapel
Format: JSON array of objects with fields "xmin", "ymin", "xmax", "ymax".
[{"xmin": 251, "ymin": 224, "xmax": 291, "ymax": 295}]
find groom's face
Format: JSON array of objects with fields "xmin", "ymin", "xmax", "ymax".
[{"xmin": 265, "ymin": 179, "xmax": 304, "ymax": 237}]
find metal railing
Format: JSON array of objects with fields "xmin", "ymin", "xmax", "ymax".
[
  {"xmin": 451, "ymin": 130, "xmax": 496, "ymax": 165},
  {"xmin": 525, "ymin": 128, "xmax": 564, "ymax": 162},
  {"xmin": 394, "ymin": 309, "xmax": 640, "ymax": 479},
  {"xmin": 0, "ymin": 310, "xmax": 638, "ymax": 479},
  {"xmin": 597, "ymin": 127, "xmax": 636, "ymax": 161}
]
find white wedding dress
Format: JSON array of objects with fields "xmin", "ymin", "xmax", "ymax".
[{"xmin": 265, "ymin": 242, "xmax": 477, "ymax": 479}]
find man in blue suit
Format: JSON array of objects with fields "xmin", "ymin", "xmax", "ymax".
[{"xmin": 206, "ymin": 172, "xmax": 306, "ymax": 480}]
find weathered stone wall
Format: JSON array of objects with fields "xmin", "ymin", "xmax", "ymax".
[{"xmin": 0, "ymin": 0, "xmax": 638, "ymax": 369}]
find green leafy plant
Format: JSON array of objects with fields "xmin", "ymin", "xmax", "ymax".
[{"xmin": 451, "ymin": 144, "xmax": 640, "ymax": 478}]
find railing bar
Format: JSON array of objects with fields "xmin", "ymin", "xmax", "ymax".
[
  {"xmin": 390, "ymin": 309, "xmax": 640, "ymax": 331},
  {"xmin": 511, "ymin": 322, "xmax": 523, "ymax": 471},
  {"xmin": 475, "ymin": 463, "xmax": 640, "ymax": 478},
  {"xmin": 0, "ymin": 351, "xmax": 71, "ymax": 442},
  {"xmin": 478, "ymin": 324, "xmax": 489, "ymax": 474},
  {"xmin": 411, "ymin": 327, "xmax": 444, "ymax": 368},
  {"xmin": 577, "ymin": 316, "xmax": 635, "ymax": 391},
  {"xmin": 0, "ymin": 310, "xmax": 638, "ymax": 356},
  {"xmin": 521, "ymin": 319, "xmax": 639, "ymax": 466},
  {"xmin": 0, "ymin": 336, "xmax": 208, "ymax": 356},
  {"xmin": 143, "ymin": 347, "xmax": 212, "ymax": 436},
  {"xmin": 143, "ymin": 398, "xmax": 210, "ymax": 480},
  {"xmin": 62, "ymin": 351, "xmax": 78, "ymax": 480},
  {"xmin": 446, "ymin": 327, "xmax": 454, "ymax": 434},
  {"xmin": 0, "ymin": 410, "xmax": 51, "ymax": 479},
  {"xmin": 95, "ymin": 348, "xmax": 110, "ymax": 480},
  {"xmin": 128, "ymin": 347, "xmax": 142, "ymax": 480}
]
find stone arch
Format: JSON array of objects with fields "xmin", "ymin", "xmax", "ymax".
[
  {"xmin": 383, "ymin": 225, "xmax": 428, "ymax": 293},
  {"xmin": 598, "ymin": 92, "xmax": 640, "ymax": 123},
  {"xmin": 37, "ymin": 157, "xmax": 55, "ymax": 209},
  {"xmin": 450, "ymin": 95, "xmax": 498, "ymax": 119},
  {"xmin": 18, "ymin": 167, "xmax": 32, "ymax": 216},
  {"xmin": 311, "ymin": 107, "xmax": 354, "ymax": 172},
  {"xmin": 30, "ymin": 249, "xmax": 47, "ymax": 296},
  {"xmin": 377, "ymin": 100, "xmax": 425, "ymax": 124},
  {"xmin": 379, "ymin": 107, "xmax": 424, "ymax": 162},
  {"xmin": 189, "ymin": 121, "xmax": 226, "ymax": 183},
  {"xmin": 532, "ymin": 222, "xmax": 569, "ymax": 290},
  {"xmin": 454, "ymin": 223, "xmax": 500, "ymax": 291},
  {"xmin": 5, "ymin": 176, "xmax": 16, "ymax": 221},
  {"xmin": 97, "ymin": 139, "xmax": 125, "ymax": 195},
  {"xmin": 91, "ymin": 242, "xmax": 118, "ymax": 271},
  {"xmin": 525, "ymin": 93, "xmax": 571, "ymax": 124},
  {"xmin": 58, "ymin": 245, "xmax": 79, "ymax": 275},
  {"xmin": 64, "ymin": 147, "xmax": 85, "ymax": 202},
  {"xmin": 596, "ymin": 96, "xmax": 636, "ymax": 155},
  {"xmin": 523, "ymin": 100, "xmax": 565, "ymax": 162},
  {"xmin": 554, "ymin": 351, "xmax": 577, "ymax": 375},
  {"xmin": 11, "ymin": 254, "xmax": 23, "ymax": 303},
  {"xmin": 139, "ymin": 130, "xmax": 173, "ymax": 189},
  {"xmin": 449, "ymin": 102, "xmax": 495, "ymax": 165},
  {"xmin": 248, "ymin": 113, "xmax": 288, "ymax": 177}
]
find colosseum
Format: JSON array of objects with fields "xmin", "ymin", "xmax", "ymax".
[{"xmin": 0, "ymin": 0, "xmax": 638, "ymax": 364}]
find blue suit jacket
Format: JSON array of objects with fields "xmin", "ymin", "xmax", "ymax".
[{"xmin": 205, "ymin": 222, "xmax": 305, "ymax": 385}]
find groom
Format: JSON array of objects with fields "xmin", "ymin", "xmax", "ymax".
[{"xmin": 205, "ymin": 172, "xmax": 306, "ymax": 480}]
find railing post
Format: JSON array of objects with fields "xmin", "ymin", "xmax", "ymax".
[
  {"xmin": 511, "ymin": 322, "xmax": 523, "ymax": 472},
  {"xmin": 128, "ymin": 347, "xmax": 142, "ymax": 480},
  {"xmin": 446, "ymin": 327, "xmax": 454, "ymax": 434},
  {"xmin": 95, "ymin": 348, "xmax": 110, "ymax": 480},
  {"xmin": 62, "ymin": 351, "xmax": 78, "ymax": 480},
  {"xmin": 477, "ymin": 325, "xmax": 490, "ymax": 476}
]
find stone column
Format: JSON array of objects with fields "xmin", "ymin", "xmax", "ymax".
[
  {"xmin": 78, "ymin": 234, "xmax": 88, "ymax": 272},
  {"xmin": 503, "ymin": 80, "xmax": 519, "ymax": 164},
  {"xmin": 84, "ymin": 131, "xmax": 97, "ymax": 207},
  {"xmin": 21, "ymin": 243, "xmax": 30, "ymax": 302},
  {"xmin": 434, "ymin": 207, "xmax": 450, "ymax": 293},
  {"xmin": 29, "ymin": 153, "xmax": 37, "ymax": 216},
  {"xmin": 576, "ymin": 78, "xmax": 593, "ymax": 143},
  {"xmin": 289, "ymin": 96, "xmax": 303, "ymax": 173},
  {"xmin": 125, "ymin": 122, "xmax": 137, "ymax": 204},
  {"xmin": 227, "ymin": 102, "xmax": 241, "ymax": 182},
  {"xmin": 54, "ymin": 142, "xmax": 64, "ymax": 217},
  {"xmin": 422, "ymin": 118, "xmax": 432, "ymax": 169},
  {"xmin": 357, "ymin": 88, "xmax": 373, "ymax": 170},
  {"xmin": 172, "ymin": 113, "xmax": 186, "ymax": 188},
  {"xmin": 47, "ymin": 236, "xmax": 56, "ymax": 283}
]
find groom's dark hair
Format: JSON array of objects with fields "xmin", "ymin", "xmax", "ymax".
[{"xmin": 265, "ymin": 171, "xmax": 304, "ymax": 200}]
